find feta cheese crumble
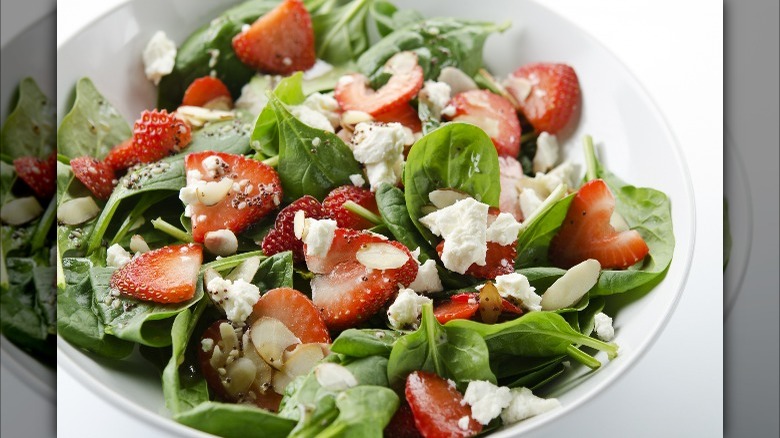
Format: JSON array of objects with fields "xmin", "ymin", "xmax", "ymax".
[
  {"xmin": 106, "ymin": 244, "xmax": 132, "ymax": 268},
  {"xmin": 462, "ymin": 380, "xmax": 513, "ymax": 425},
  {"xmin": 301, "ymin": 218, "xmax": 337, "ymax": 257},
  {"xmin": 350, "ymin": 122, "xmax": 407, "ymax": 191},
  {"xmin": 533, "ymin": 132, "xmax": 559, "ymax": 173},
  {"xmin": 408, "ymin": 259, "xmax": 444, "ymax": 293},
  {"xmin": 206, "ymin": 276, "xmax": 261, "ymax": 325},
  {"xmin": 485, "ymin": 212, "xmax": 522, "ymax": 245},
  {"xmin": 458, "ymin": 416, "xmax": 471, "ymax": 431},
  {"xmin": 419, "ymin": 80, "xmax": 452, "ymax": 118},
  {"xmin": 290, "ymin": 105, "xmax": 335, "ymax": 132},
  {"xmin": 301, "ymin": 92, "xmax": 340, "ymax": 129},
  {"xmin": 494, "ymin": 272, "xmax": 540, "ymax": 312},
  {"xmin": 594, "ymin": 312, "xmax": 615, "ymax": 341},
  {"xmin": 518, "ymin": 188, "xmax": 543, "ymax": 221},
  {"xmin": 419, "ymin": 198, "xmax": 489, "ymax": 274},
  {"xmin": 349, "ymin": 173, "xmax": 366, "ymax": 187},
  {"xmin": 387, "ymin": 289, "xmax": 432, "ymax": 330},
  {"xmin": 500, "ymin": 387, "xmax": 561, "ymax": 425},
  {"xmin": 142, "ymin": 31, "xmax": 177, "ymax": 85}
]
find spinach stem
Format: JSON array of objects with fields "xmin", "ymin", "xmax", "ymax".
[
  {"xmin": 201, "ymin": 250, "xmax": 266, "ymax": 274},
  {"xmin": 151, "ymin": 217, "xmax": 192, "ymax": 243},
  {"xmin": 565, "ymin": 345, "xmax": 601, "ymax": 370},
  {"xmin": 262, "ymin": 155, "xmax": 279, "ymax": 167},
  {"xmin": 57, "ymin": 154, "xmax": 71, "ymax": 165},
  {"xmin": 518, "ymin": 183, "xmax": 567, "ymax": 232},
  {"xmin": 343, "ymin": 200, "xmax": 384, "ymax": 226},
  {"xmin": 583, "ymin": 135, "xmax": 598, "ymax": 181},
  {"xmin": 520, "ymin": 131, "xmax": 538, "ymax": 144}
]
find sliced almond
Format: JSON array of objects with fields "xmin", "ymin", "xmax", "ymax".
[
  {"xmin": 250, "ymin": 317, "xmax": 301, "ymax": 370},
  {"xmin": 176, "ymin": 105, "xmax": 234, "ymax": 128},
  {"xmin": 56, "ymin": 197, "xmax": 99, "ymax": 225},
  {"xmin": 293, "ymin": 210, "xmax": 307, "ymax": 239},
  {"xmin": 271, "ymin": 369, "xmax": 294, "ymax": 395},
  {"xmin": 610, "ymin": 211, "xmax": 630, "ymax": 233},
  {"xmin": 219, "ymin": 322, "xmax": 239, "ymax": 353},
  {"xmin": 242, "ymin": 332, "xmax": 274, "ymax": 393},
  {"xmin": 315, "ymin": 363, "xmax": 358, "ymax": 392},
  {"xmin": 129, "ymin": 234, "xmax": 150, "ymax": 253},
  {"xmin": 384, "ymin": 51, "xmax": 417, "ymax": 75},
  {"xmin": 204, "ymin": 229, "xmax": 238, "ymax": 256},
  {"xmin": 203, "ymin": 95, "xmax": 234, "ymax": 111},
  {"xmin": 428, "ymin": 189, "xmax": 470, "ymax": 209},
  {"xmin": 282, "ymin": 343, "xmax": 324, "ymax": 379},
  {"xmin": 196, "ymin": 177, "xmax": 233, "ymax": 206},
  {"xmin": 340, "ymin": 110, "xmax": 373, "ymax": 130},
  {"xmin": 203, "ymin": 267, "xmax": 221, "ymax": 288},
  {"xmin": 356, "ymin": 242, "xmax": 410, "ymax": 270},
  {"xmin": 226, "ymin": 256, "xmax": 262, "ymax": 282},
  {"xmin": 224, "ymin": 357, "xmax": 257, "ymax": 397},
  {"xmin": 438, "ymin": 66, "xmax": 478, "ymax": 95},
  {"xmin": 503, "ymin": 75, "xmax": 532, "ymax": 102},
  {"xmin": 541, "ymin": 259, "xmax": 601, "ymax": 310}
]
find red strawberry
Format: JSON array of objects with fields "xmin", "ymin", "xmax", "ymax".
[
  {"xmin": 104, "ymin": 110, "xmax": 192, "ymax": 171},
  {"xmin": 434, "ymin": 297, "xmax": 479, "ymax": 325},
  {"xmin": 446, "ymin": 90, "xmax": 521, "ymax": 158},
  {"xmin": 185, "ymin": 151, "xmax": 282, "ymax": 243},
  {"xmin": 335, "ymin": 52, "xmax": 424, "ymax": 117},
  {"xmin": 69, "ymin": 156, "xmax": 116, "ymax": 200},
  {"xmin": 182, "ymin": 76, "xmax": 233, "ymax": 109},
  {"xmin": 384, "ymin": 403, "xmax": 423, "ymax": 438},
  {"xmin": 232, "ymin": 0, "xmax": 315, "ymax": 74},
  {"xmin": 405, "ymin": 371, "xmax": 482, "ymax": 438},
  {"xmin": 13, "ymin": 154, "xmax": 55, "ymax": 199},
  {"xmin": 322, "ymin": 185, "xmax": 379, "ymax": 230},
  {"xmin": 307, "ymin": 229, "xmax": 417, "ymax": 331},
  {"xmin": 507, "ymin": 63, "xmax": 580, "ymax": 134},
  {"xmin": 261, "ymin": 195, "xmax": 323, "ymax": 262},
  {"xmin": 250, "ymin": 287, "xmax": 330, "ymax": 343},
  {"xmin": 102, "ymin": 138, "xmax": 134, "ymax": 171},
  {"xmin": 549, "ymin": 179, "xmax": 649, "ymax": 269},
  {"xmin": 375, "ymin": 103, "xmax": 422, "ymax": 133},
  {"xmin": 110, "ymin": 243, "xmax": 202, "ymax": 304}
]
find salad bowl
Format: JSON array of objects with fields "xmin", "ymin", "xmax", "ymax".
[{"xmin": 56, "ymin": 0, "xmax": 695, "ymax": 436}]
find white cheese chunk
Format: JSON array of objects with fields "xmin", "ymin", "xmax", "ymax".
[
  {"xmin": 290, "ymin": 105, "xmax": 335, "ymax": 132},
  {"xmin": 594, "ymin": 312, "xmax": 615, "ymax": 341},
  {"xmin": 494, "ymin": 272, "xmax": 540, "ymax": 312},
  {"xmin": 419, "ymin": 80, "xmax": 452, "ymax": 119},
  {"xmin": 301, "ymin": 92, "xmax": 340, "ymax": 129},
  {"xmin": 302, "ymin": 218, "xmax": 337, "ymax": 257},
  {"xmin": 533, "ymin": 132, "xmax": 559, "ymax": 173},
  {"xmin": 206, "ymin": 276, "xmax": 261, "ymax": 325},
  {"xmin": 106, "ymin": 244, "xmax": 132, "ymax": 268},
  {"xmin": 349, "ymin": 173, "xmax": 366, "ymax": 187},
  {"xmin": 351, "ymin": 122, "xmax": 406, "ymax": 164},
  {"xmin": 142, "ymin": 31, "xmax": 177, "ymax": 85},
  {"xmin": 419, "ymin": 198, "xmax": 488, "ymax": 274},
  {"xmin": 387, "ymin": 288, "xmax": 432, "ymax": 330},
  {"xmin": 462, "ymin": 380, "xmax": 513, "ymax": 425},
  {"xmin": 500, "ymin": 387, "xmax": 560, "ymax": 424},
  {"xmin": 408, "ymin": 259, "xmax": 444, "ymax": 293},
  {"xmin": 485, "ymin": 212, "xmax": 521, "ymax": 245},
  {"xmin": 518, "ymin": 188, "xmax": 544, "ymax": 222}
]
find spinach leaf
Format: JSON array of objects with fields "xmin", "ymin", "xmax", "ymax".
[
  {"xmin": 491, "ymin": 354, "xmax": 566, "ymax": 381},
  {"xmin": 357, "ymin": 18, "xmax": 508, "ymax": 85},
  {"xmin": 90, "ymin": 267, "xmax": 204, "ymax": 347},
  {"xmin": 270, "ymin": 94, "xmax": 362, "ymax": 200},
  {"xmin": 515, "ymin": 195, "xmax": 573, "ymax": 268},
  {"xmin": 369, "ymin": 1, "xmax": 423, "ymax": 37},
  {"xmin": 57, "ymin": 78, "xmax": 131, "ymax": 159},
  {"xmin": 387, "ymin": 304, "xmax": 495, "ymax": 388},
  {"xmin": 403, "ymin": 122, "xmax": 500, "ymax": 244},
  {"xmin": 250, "ymin": 73, "xmax": 306, "ymax": 158},
  {"xmin": 375, "ymin": 183, "xmax": 436, "ymax": 260},
  {"xmin": 175, "ymin": 401, "xmax": 296, "ymax": 438},
  {"xmin": 315, "ymin": 386, "xmax": 399, "ymax": 438},
  {"xmin": 33, "ymin": 266, "xmax": 56, "ymax": 334},
  {"xmin": 577, "ymin": 296, "xmax": 605, "ymax": 337},
  {"xmin": 163, "ymin": 300, "xmax": 210, "ymax": 415},
  {"xmin": 252, "ymin": 251, "xmax": 294, "ymax": 291},
  {"xmin": 311, "ymin": 0, "xmax": 372, "ymax": 66},
  {"xmin": 186, "ymin": 117, "xmax": 254, "ymax": 154},
  {"xmin": 56, "ymin": 258, "xmax": 133, "ymax": 359},
  {"xmin": 505, "ymin": 361, "xmax": 565, "ymax": 390},
  {"xmin": 330, "ymin": 328, "xmax": 401, "ymax": 358},
  {"xmin": 156, "ymin": 0, "xmax": 281, "ymax": 110},
  {"xmin": 56, "ymin": 162, "xmax": 98, "ymax": 262},
  {"xmin": 0, "ymin": 77, "xmax": 55, "ymax": 159},
  {"xmin": 1, "ymin": 258, "xmax": 49, "ymax": 355}
]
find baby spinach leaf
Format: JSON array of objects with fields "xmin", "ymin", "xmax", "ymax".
[
  {"xmin": 577, "ymin": 296, "xmax": 605, "ymax": 337},
  {"xmin": 175, "ymin": 401, "xmax": 296, "ymax": 438},
  {"xmin": 315, "ymin": 386, "xmax": 399, "ymax": 438},
  {"xmin": 156, "ymin": 0, "xmax": 281, "ymax": 110},
  {"xmin": 56, "ymin": 257, "xmax": 133, "ymax": 359},
  {"xmin": 163, "ymin": 299, "xmax": 210, "ymax": 415},
  {"xmin": 387, "ymin": 304, "xmax": 495, "ymax": 388},
  {"xmin": 339, "ymin": 355, "xmax": 390, "ymax": 387},
  {"xmin": 330, "ymin": 328, "xmax": 401, "ymax": 358},
  {"xmin": 1, "ymin": 258, "xmax": 49, "ymax": 356},
  {"xmin": 312, "ymin": 0, "xmax": 372, "ymax": 66},
  {"xmin": 250, "ymin": 73, "xmax": 306, "ymax": 158},
  {"xmin": 357, "ymin": 18, "xmax": 508, "ymax": 85},
  {"xmin": 0, "ymin": 77, "xmax": 55, "ymax": 159},
  {"xmin": 369, "ymin": 1, "xmax": 423, "ymax": 37},
  {"xmin": 90, "ymin": 267, "xmax": 204, "ymax": 347},
  {"xmin": 515, "ymin": 195, "xmax": 573, "ymax": 268},
  {"xmin": 375, "ymin": 183, "xmax": 436, "ymax": 260},
  {"xmin": 57, "ymin": 77, "xmax": 131, "ymax": 159},
  {"xmin": 270, "ymin": 95, "xmax": 362, "ymax": 200},
  {"xmin": 186, "ymin": 117, "xmax": 254, "ymax": 154},
  {"xmin": 491, "ymin": 354, "xmax": 566, "ymax": 381},
  {"xmin": 33, "ymin": 265, "xmax": 56, "ymax": 335},
  {"xmin": 505, "ymin": 361, "xmax": 565, "ymax": 390},
  {"xmin": 403, "ymin": 122, "xmax": 500, "ymax": 244},
  {"xmin": 253, "ymin": 251, "xmax": 294, "ymax": 291}
]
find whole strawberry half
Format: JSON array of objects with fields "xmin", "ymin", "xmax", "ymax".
[
  {"xmin": 182, "ymin": 76, "xmax": 233, "ymax": 109},
  {"xmin": 104, "ymin": 109, "xmax": 192, "ymax": 171},
  {"xmin": 507, "ymin": 62, "xmax": 580, "ymax": 135},
  {"xmin": 110, "ymin": 243, "xmax": 202, "ymax": 304}
]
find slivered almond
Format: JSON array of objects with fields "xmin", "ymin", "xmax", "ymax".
[
  {"xmin": 428, "ymin": 189, "xmax": 470, "ymax": 209},
  {"xmin": 224, "ymin": 357, "xmax": 256, "ymax": 397},
  {"xmin": 56, "ymin": 197, "xmax": 98, "ymax": 225},
  {"xmin": 438, "ymin": 67, "xmax": 478, "ymax": 95},
  {"xmin": 293, "ymin": 210, "xmax": 307, "ymax": 239},
  {"xmin": 226, "ymin": 256, "xmax": 262, "ymax": 282},
  {"xmin": 315, "ymin": 363, "xmax": 358, "ymax": 391},
  {"xmin": 250, "ymin": 317, "xmax": 300, "ymax": 370},
  {"xmin": 197, "ymin": 177, "xmax": 233, "ymax": 206},
  {"xmin": 610, "ymin": 211, "xmax": 630, "ymax": 233},
  {"xmin": 340, "ymin": 110, "xmax": 373, "ymax": 131},
  {"xmin": 541, "ymin": 259, "xmax": 601, "ymax": 310},
  {"xmin": 356, "ymin": 242, "xmax": 409, "ymax": 270}
]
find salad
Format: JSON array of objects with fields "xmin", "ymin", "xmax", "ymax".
[
  {"xmin": 57, "ymin": 0, "xmax": 675, "ymax": 437},
  {"xmin": 0, "ymin": 77, "xmax": 57, "ymax": 364}
]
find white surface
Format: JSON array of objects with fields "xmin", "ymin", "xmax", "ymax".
[{"xmin": 56, "ymin": 1, "xmax": 723, "ymax": 437}]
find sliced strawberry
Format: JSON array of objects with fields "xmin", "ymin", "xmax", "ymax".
[
  {"xmin": 549, "ymin": 179, "xmax": 649, "ymax": 269},
  {"xmin": 304, "ymin": 228, "xmax": 381, "ymax": 274},
  {"xmin": 433, "ymin": 298, "xmax": 479, "ymax": 325},
  {"xmin": 250, "ymin": 287, "xmax": 330, "ymax": 343},
  {"xmin": 446, "ymin": 90, "xmax": 521, "ymax": 158},
  {"xmin": 182, "ymin": 76, "xmax": 233, "ymax": 109},
  {"xmin": 185, "ymin": 151, "xmax": 282, "ymax": 243},
  {"xmin": 384, "ymin": 402, "xmax": 423, "ymax": 438},
  {"xmin": 13, "ymin": 154, "xmax": 55, "ymax": 199},
  {"xmin": 435, "ymin": 240, "xmax": 516, "ymax": 281},
  {"xmin": 322, "ymin": 185, "xmax": 379, "ymax": 230},
  {"xmin": 261, "ymin": 195, "xmax": 323, "ymax": 262},
  {"xmin": 110, "ymin": 243, "xmax": 202, "ymax": 303},
  {"xmin": 103, "ymin": 138, "xmax": 135, "ymax": 172},
  {"xmin": 104, "ymin": 109, "xmax": 192, "ymax": 171},
  {"xmin": 498, "ymin": 155, "xmax": 524, "ymax": 222},
  {"xmin": 507, "ymin": 63, "xmax": 580, "ymax": 134},
  {"xmin": 501, "ymin": 298, "xmax": 524, "ymax": 315},
  {"xmin": 405, "ymin": 371, "xmax": 482, "ymax": 438},
  {"xmin": 375, "ymin": 103, "xmax": 422, "ymax": 132},
  {"xmin": 69, "ymin": 156, "xmax": 116, "ymax": 200},
  {"xmin": 232, "ymin": 0, "xmax": 315, "ymax": 74},
  {"xmin": 335, "ymin": 51, "xmax": 424, "ymax": 116}
]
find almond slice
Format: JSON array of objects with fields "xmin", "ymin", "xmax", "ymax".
[
  {"xmin": 226, "ymin": 256, "xmax": 262, "ymax": 282},
  {"xmin": 223, "ymin": 357, "xmax": 257, "ymax": 397},
  {"xmin": 541, "ymin": 259, "xmax": 601, "ymax": 310},
  {"xmin": 250, "ymin": 317, "xmax": 301, "ymax": 370},
  {"xmin": 272, "ymin": 344, "xmax": 325, "ymax": 394},
  {"xmin": 293, "ymin": 210, "xmax": 307, "ymax": 239},
  {"xmin": 356, "ymin": 242, "xmax": 409, "ymax": 270},
  {"xmin": 438, "ymin": 66, "xmax": 478, "ymax": 95},
  {"xmin": 55, "ymin": 196, "xmax": 99, "ymax": 225},
  {"xmin": 315, "ymin": 363, "xmax": 358, "ymax": 392},
  {"xmin": 428, "ymin": 189, "xmax": 470, "ymax": 209},
  {"xmin": 196, "ymin": 177, "xmax": 233, "ymax": 206}
]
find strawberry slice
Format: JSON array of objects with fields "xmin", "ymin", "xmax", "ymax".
[
  {"xmin": 102, "ymin": 138, "xmax": 135, "ymax": 172},
  {"xmin": 250, "ymin": 287, "xmax": 330, "ymax": 343},
  {"xmin": 384, "ymin": 402, "xmax": 423, "ymax": 438},
  {"xmin": 446, "ymin": 90, "xmax": 521, "ymax": 158},
  {"xmin": 232, "ymin": 0, "xmax": 315, "ymax": 74},
  {"xmin": 182, "ymin": 76, "xmax": 233, "ymax": 109},
  {"xmin": 335, "ymin": 51, "xmax": 424, "ymax": 116},
  {"xmin": 549, "ymin": 179, "xmax": 649, "ymax": 269},
  {"xmin": 13, "ymin": 154, "xmax": 56, "ymax": 199},
  {"xmin": 434, "ymin": 298, "xmax": 479, "ymax": 325},
  {"xmin": 506, "ymin": 63, "xmax": 580, "ymax": 134},
  {"xmin": 375, "ymin": 103, "xmax": 422, "ymax": 132},
  {"xmin": 104, "ymin": 109, "xmax": 192, "ymax": 171},
  {"xmin": 185, "ymin": 151, "xmax": 282, "ymax": 243},
  {"xmin": 261, "ymin": 195, "xmax": 323, "ymax": 262},
  {"xmin": 70, "ymin": 156, "xmax": 116, "ymax": 200},
  {"xmin": 322, "ymin": 185, "xmax": 380, "ymax": 230},
  {"xmin": 110, "ymin": 243, "xmax": 202, "ymax": 304},
  {"xmin": 405, "ymin": 371, "xmax": 482, "ymax": 438}
]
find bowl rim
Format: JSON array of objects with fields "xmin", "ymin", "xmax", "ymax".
[{"xmin": 55, "ymin": 0, "xmax": 697, "ymax": 436}]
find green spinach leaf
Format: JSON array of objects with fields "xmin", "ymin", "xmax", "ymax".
[
  {"xmin": 250, "ymin": 73, "xmax": 306, "ymax": 158},
  {"xmin": 163, "ymin": 300, "xmax": 210, "ymax": 415},
  {"xmin": 175, "ymin": 401, "xmax": 296, "ymax": 438},
  {"xmin": 515, "ymin": 195, "xmax": 573, "ymax": 268},
  {"xmin": 252, "ymin": 251, "xmax": 294, "ymax": 291},
  {"xmin": 315, "ymin": 386, "xmax": 399, "ymax": 438},
  {"xmin": 312, "ymin": 0, "xmax": 372, "ymax": 66},
  {"xmin": 0, "ymin": 77, "xmax": 55, "ymax": 159},
  {"xmin": 330, "ymin": 328, "xmax": 401, "ymax": 358}
]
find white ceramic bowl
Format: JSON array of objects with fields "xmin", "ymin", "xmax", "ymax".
[{"xmin": 57, "ymin": 0, "xmax": 696, "ymax": 436}]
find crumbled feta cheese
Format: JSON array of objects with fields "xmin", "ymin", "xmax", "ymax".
[
  {"xmin": 519, "ymin": 188, "xmax": 543, "ymax": 222},
  {"xmin": 364, "ymin": 158, "xmax": 404, "ymax": 192},
  {"xmin": 206, "ymin": 276, "xmax": 261, "ymax": 325},
  {"xmin": 462, "ymin": 380, "xmax": 513, "ymax": 425},
  {"xmin": 458, "ymin": 416, "xmax": 470, "ymax": 431},
  {"xmin": 106, "ymin": 244, "xmax": 132, "ymax": 268},
  {"xmin": 301, "ymin": 92, "xmax": 340, "ymax": 129},
  {"xmin": 533, "ymin": 132, "xmax": 559, "ymax": 173},
  {"xmin": 408, "ymin": 259, "xmax": 444, "ymax": 293},
  {"xmin": 349, "ymin": 173, "xmax": 366, "ymax": 187},
  {"xmin": 201, "ymin": 338, "xmax": 214, "ymax": 352},
  {"xmin": 518, "ymin": 161, "xmax": 580, "ymax": 200},
  {"xmin": 485, "ymin": 212, "xmax": 521, "ymax": 245},
  {"xmin": 419, "ymin": 80, "xmax": 452, "ymax": 118},
  {"xmin": 494, "ymin": 273, "xmax": 540, "ymax": 311},
  {"xmin": 129, "ymin": 234, "xmax": 150, "ymax": 253},
  {"xmin": 142, "ymin": 31, "xmax": 177, "ymax": 85},
  {"xmin": 315, "ymin": 363, "xmax": 358, "ymax": 391},
  {"xmin": 303, "ymin": 59, "xmax": 334, "ymax": 80},
  {"xmin": 202, "ymin": 155, "xmax": 228, "ymax": 179},
  {"xmin": 351, "ymin": 122, "xmax": 406, "ymax": 164},
  {"xmin": 302, "ymin": 218, "xmax": 337, "ymax": 257},
  {"xmin": 419, "ymin": 198, "xmax": 488, "ymax": 274},
  {"xmin": 594, "ymin": 312, "xmax": 615, "ymax": 341},
  {"xmin": 290, "ymin": 105, "xmax": 335, "ymax": 132},
  {"xmin": 204, "ymin": 229, "xmax": 239, "ymax": 256},
  {"xmin": 387, "ymin": 288, "xmax": 432, "ymax": 330},
  {"xmin": 500, "ymin": 387, "xmax": 560, "ymax": 424}
]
